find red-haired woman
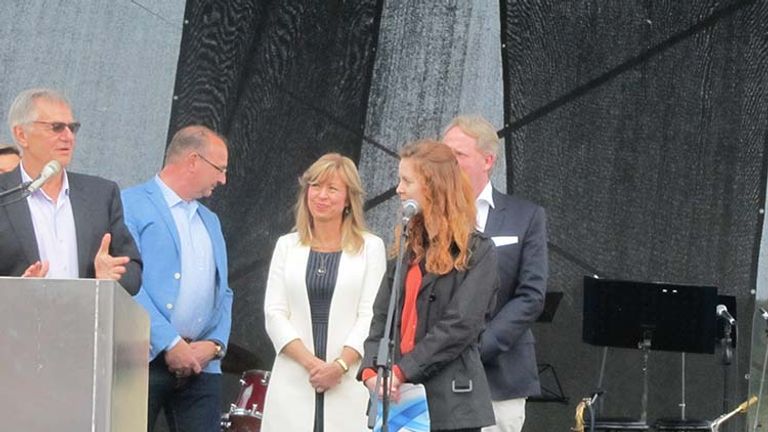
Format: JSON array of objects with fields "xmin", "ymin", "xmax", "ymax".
[{"xmin": 360, "ymin": 140, "xmax": 499, "ymax": 431}]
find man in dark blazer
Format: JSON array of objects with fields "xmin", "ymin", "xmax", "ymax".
[
  {"xmin": 0, "ymin": 88, "xmax": 141, "ymax": 294},
  {"xmin": 443, "ymin": 115, "xmax": 548, "ymax": 432}
]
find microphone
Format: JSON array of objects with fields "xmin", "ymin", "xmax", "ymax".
[
  {"xmin": 401, "ymin": 199, "xmax": 421, "ymax": 224},
  {"xmin": 26, "ymin": 160, "xmax": 62, "ymax": 194},
  {"xmin": 716, "ymin": 304, "xmax": 736, "ymax": 325}
]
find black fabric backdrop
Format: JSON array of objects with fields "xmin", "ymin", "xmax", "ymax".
[{"xmin": 167, "ymin": 0, "xmax": 768, "ymax": 430}]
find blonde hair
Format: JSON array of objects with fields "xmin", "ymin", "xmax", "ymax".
[
  {"xmin": 442, "ymin": 115, "xmax": 500, "ymax": 159},
  {"xmin": 396, "ymin": 139, "xmax": 476, "ymax": 274},
  {"xmin": 295, "ymin": 153, "xmax": 367, "ymax": 253}
]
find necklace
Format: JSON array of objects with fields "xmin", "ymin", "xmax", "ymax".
[
  {"xmin": 316, "ymin": 252, "xmax": 329, "ymax": 276},
  {"xmin": 310, "ymin": 236, "xmax": 341, "ymax": 276},
  {"xmin": 311, "ymin": 235, "xmax": 340, "ymax": 276}
]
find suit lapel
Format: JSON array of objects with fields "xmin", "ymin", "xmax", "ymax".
[
  {"xmin": 327, "ymin": 248, "xmax": 351, "ymax": 327},
  {"xmin": 198, "ymin": 208, "xmax": 220, "ymax": 270},
  {"xmin": 484, "ymin": 188, "xmax": 507, "ymax": 235},
  {"xmin": 145, "ymin": 180, "xmax": 182, "ymax": 254},
  {"xmin": 198, "ymin": 206, "xmax": 223, "ymax": 302},
  {"xmin": 68, "ymin": 174, "xmax": 94, "ymax": 277},
  {"xmin": 1, "ymin": 167, "xmax": 39, "ymax": 264},
  {"xmin": 290, "ymin": 241, "xmax": 313, "ymax": 346},
  {"xmin": 416, "ymin": 260, "xmax": 438, "ymax": 299},
  {"xmin": 420, "ymin": 273, "xmax": 438, "ymax": 297},
  {"xmin": 335, "ymin": 248, "xmax": 350, "ymax": 292}
]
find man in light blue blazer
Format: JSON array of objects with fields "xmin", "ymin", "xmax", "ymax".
[
  {"xmin": 443, "ymin": 116, "xmax": 548, "ymax": 432},
  {"xmin": 122, "ymin": 125, "xmax": 233, "ymax": 432}
]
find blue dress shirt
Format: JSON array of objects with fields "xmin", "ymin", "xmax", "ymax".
[{"xmin": 155, "ymin": 176, "xmax": 216, "ymax": 348}]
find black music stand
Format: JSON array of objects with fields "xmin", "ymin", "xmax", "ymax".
[
  {"xmin": 538, "ymin": 291, "xmax": 563, "ymax": 323},
  {"xmin": 582, "ymin": 277, "xmax": 718, "ymax": 430},
  {"xmin": 656, "ymin": 296, "xmax": 734, "ymax": 432},
  {"xmin": 529, "ymin": 292, "xmax": 568, "ymax": 403}
]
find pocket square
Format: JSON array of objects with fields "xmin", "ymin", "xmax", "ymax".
[{"xmin": 492, "ymin": 236, "xmax": 518, "ymax": 246}]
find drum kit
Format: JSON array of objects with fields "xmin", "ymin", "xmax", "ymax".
[
  {"xmin": 219, "ymin": 342, "xmax": 271, "ymax": 432},
  {"xmin": 220, "ymin": 369, "xmax": 270, "ymax": 432}
]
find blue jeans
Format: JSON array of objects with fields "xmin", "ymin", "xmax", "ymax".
[{"xmin": 148, "ymin": 356, "xmax": 222, "ymax": 432}]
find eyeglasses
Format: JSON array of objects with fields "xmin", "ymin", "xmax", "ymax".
[
  {"xmin": 194, "ymin": 152, "xmax": 227, "ymax": 174},
  {"xmin": 32, "ymin": 121, "xmax": 81, "ymax": 134}
]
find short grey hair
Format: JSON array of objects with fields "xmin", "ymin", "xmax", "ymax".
[
  {"xmin": 7, "ymin": 88, "xmax": 71, "ymax": 143},
  {"xmin": 165, "ymin": 125, "xmax": 228, "ymax": 164},
  {"xmin": 441, "ymin": 115, "xmax": 500, "ymax": 159}
]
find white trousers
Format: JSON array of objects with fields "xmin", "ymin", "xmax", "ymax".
[{"xmin": 482, "ymin": 398, "xmax": 526, "ymax": 432}]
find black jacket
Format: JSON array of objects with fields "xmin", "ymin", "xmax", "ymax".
[{"xmin": 360, "ymin": 232, "xmax": 499, "ymax": 430}]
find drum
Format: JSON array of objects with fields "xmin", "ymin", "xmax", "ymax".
[{"xmin": 222, "ymin": 369, "xmax": 270, "ymax": 432}]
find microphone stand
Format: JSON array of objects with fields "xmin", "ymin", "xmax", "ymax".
[
  {"xmin": 0, "ymin": 188, "xmax": 31, "ymax": 207},
  {"xmin": 720, "ymin": 320, "xmax": 733, "ymax": 414},
  {"xmin": 1, "ymin": 160, "xmax": 62, "ymax": 203},
  {"xmin": 367, "ymin": 221, "xmax": 410, "ymax": 432},
  {"xmin": 750, "ymin": 308, "xmax": 768, "ymax": 432},
  {"xmin": 0, "ymin": 181, "xmax": 31, "ymax": 199}
]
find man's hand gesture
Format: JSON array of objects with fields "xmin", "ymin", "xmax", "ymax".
[{"xmin": 94, "ymin": 233, "xmax": 130, "ymax": 280}]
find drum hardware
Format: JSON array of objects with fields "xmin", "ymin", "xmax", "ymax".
[
  {"xmin": 220, "ymin": 413, "xmax": 231, "ymax": 431},
  {"xmin": 572, "ymin": 391, "xmax": 602, "ymax": 432},
  {"xmin": 570, "ymin": 394, "xmax": 757, "ymax": 432},
  {"xmin": 229, "ymin": 403, "xmax": 263, "ymax": 419},
  {"xmin": 710, "ymin": 396, "xmax": 757, "ymax": 432},
  {"xmin": 572, "ymin": 398, "xmax": 588, "ymax": 432},
  {"xmin": 222, "ymin": 369, "xmax": 270, "ymax": 432}
]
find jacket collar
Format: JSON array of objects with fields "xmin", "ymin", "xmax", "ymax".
[{"xmin": 0, "ymin": 166, "xmax": 39, "ymax": 264}]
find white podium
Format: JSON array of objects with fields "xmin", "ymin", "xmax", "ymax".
[{"xmin": 0, "ymin": 277, "xmax": 149, "ymax": 431}]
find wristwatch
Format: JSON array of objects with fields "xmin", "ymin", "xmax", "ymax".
[{"xmin": 210, "ymin": 341, "xmax": 225, "ymax": 359}]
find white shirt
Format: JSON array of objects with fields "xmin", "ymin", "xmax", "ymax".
[
  {"xmin": 476, "ymin": 181, "xmax": 495, "ymax": 233},
  {"xmin": 21, "ymin": 161, "xmax": 79, "ymax": 278}
]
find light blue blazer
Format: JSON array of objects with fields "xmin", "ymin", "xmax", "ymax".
[{"xmin": 121, "ymin": 179, "xmax": 233, "ymax": 373}]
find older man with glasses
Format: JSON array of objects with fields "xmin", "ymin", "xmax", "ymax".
[{"xmin": 0, "ymin": 87, "xmax": 142, "ymax": 293}]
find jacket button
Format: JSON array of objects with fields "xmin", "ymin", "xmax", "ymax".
[
  {"xmin": 166, "ymin": 303, "xmax": 173, "ymax": 310},
  {"xmin": 174, "ymin": 272, "xmax": 181, "ymax": 280}
]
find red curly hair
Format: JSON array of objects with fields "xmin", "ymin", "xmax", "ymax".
[{"xmin": 395, "ymin": 139, "xmax": 476, "ymax": 274}]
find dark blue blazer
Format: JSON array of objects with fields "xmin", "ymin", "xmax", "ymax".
[
  {"xmin": 480, "ymin": 188, "xmax": 548, "ymax": 400},
  {"xmin": 0, "ymin": 165, "xmax": 142, "ymax": 294}
]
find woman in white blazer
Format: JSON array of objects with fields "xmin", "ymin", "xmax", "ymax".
[{"xmin": 262, "ymin": 153, "xmax": 386, "ymax": 432}]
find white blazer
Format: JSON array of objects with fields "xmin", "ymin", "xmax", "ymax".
[{"xmin": 262, "ymin": 231, "xmax": 386, "ymax": 432}]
